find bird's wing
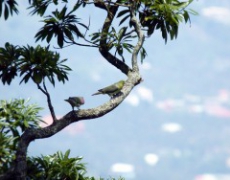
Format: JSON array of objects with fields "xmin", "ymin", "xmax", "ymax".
[{"xmin": 99, "ymin": 84, "xmax": 118, "ymax": 94}]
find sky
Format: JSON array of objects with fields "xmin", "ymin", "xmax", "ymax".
[{"xmin": 1, "ymin": 0, "xmax": 230, "ymax": 179}]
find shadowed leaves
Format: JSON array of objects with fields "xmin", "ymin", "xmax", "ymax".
[
  {"xmin": 0, "ymin": 43, "xmax": 71, "ymax": 86},
  {"xmin": 35, "ymin": 5, "xmax": 88, "ymax": 48}
]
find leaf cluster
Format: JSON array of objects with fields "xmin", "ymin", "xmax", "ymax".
[
  {"xmin": 0, "ymin": 98, "xmax": 43, "ymax": 136},
  {"xmin": 139, "ymin": 0, "xmax": 195, "ymax": 43},
  {"xmin": 117, "ymin": 0, "xmax": 195, "ymax": 43},
  {"xmin": 0, "ymin": 133, "xmax": 17, "ymax": 173},
  {"xmin": 0, "ymin": 43, "xmax": 71, "ymax": 86},
  {"xmin": 27, "ymin": 149, "xmax": 126, "ymax": 180},
  {"xmin": 27, "ymin": 149, "xmax": 87, "ymax": 180},
  {"xmin": 90, "ymin": 27, "xmax": 147, "ymax": 63},
  {"xmin": 28, "ymin": 0, "xmax": 69, "ymax": 16},
  {"xmin": 35, "ymin": 3, "xmax": 88, "ymax": 48},
  {"xmin": 0, "ymin": 0, "xmax": 196, "ymax": 67},
  {"xmin": 0, "ymin": 0, "xmax": 19, "ymax": 20},
  {"xmin": 0, "ymin": 98, "xmax": 43, "ymax": 173}
]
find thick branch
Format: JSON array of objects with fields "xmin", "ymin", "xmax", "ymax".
[{"xmin": 95, "ymin": 0, "xmax": 131, "ymax": 75}]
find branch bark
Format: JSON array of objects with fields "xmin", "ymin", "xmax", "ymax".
[
  {"xmin": 96, "ymin": 0, "xmax": 131, "ymax": 75},
  {"xmin": 129, "ymin": 1, "xmax": 145, "ymax": 72}
]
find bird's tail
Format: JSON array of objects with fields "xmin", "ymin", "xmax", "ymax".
[{"xmin": 92, "ymin": 92, "xmax": 101, "ymax": 96}]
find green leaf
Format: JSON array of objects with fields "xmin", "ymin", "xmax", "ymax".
[
  {"xmin": 188, "ymin": 8, "xmax": 198, "ymax": 15},
  {"xmin": 46, "ymin": 32, "xmax": 53, "ymax": 43},
  {"xmin": 34, "ymin": 7, "xmax": 87, "ymax": 47},
  {"xmin": 123, "ymin": 43, "xmax": 133, "ymax": 53},
  {"xmin": 72, "ymin": 1, "xmax": 82, "ymax": 12},
  {"xmin": 23, "ymin": 120, "xmax": 29, "ymax": 128},
  {"xmin": 118, "ymin": 9, "xmax": 131, "ymax": 26},
  {"xmin": 32, "ymin": 71, "xmax": 43, "ymax": 84},
  {"xmin": 140, "ymin": 0, "xmax": 195, "ymax": 43},
  {"xmin": 140, "ymin": 47, "xmax": 147, "ymax": 63},
  {"xmin": 57, "ymin": 32, "xmax": 64, "ymax": 48},
  {"xmin": 0, "ymin": 0, "xmax": 18, "ymax": 20},
  {"xmin": 90, "ymin": 32, "xmax": 100, "ymax": 41},
  {"xmin": 0, "ymin": 2, "xmax": 2, "ymax": 17},
  {"xmin": 183, "ymin": 10, "xmax": 190, "ymax": 23},
  {"xmin": 0, "ymin": 99, "xmax": 43, "ymax": 135},
  {"xmin": 161, "ymin": 25, "xmax": 167, "ymax": 43},
  {"xmin": 117, "ymin": 46, "xmax": 123, "ymax": 56},
  {"xmin": 68, "ymin": 24, "xmax": 84, "ymax": 38},
  {"xmin": 119, "ymin": 14, "xmax": 130, "ymax": 26},
  {"xmin": 27, "ymin": 150, "xmax": 87, "ymax": 179},
  {"xmin": 4, "ymin": 4, "xmax": 9, "ymax": 20},
  {"xmin": 28, "ymin": 0, "xmax": 52, "ymax": 16},
  {"xmin": 175, "ymin": 1, "xmax": 189, "ymax": 9},
  {"xmin": 118, "ymin": 27, "xmax": 127, "ymax": 42},
  {"xmin": 117, "ymin": 9, "xmax": 129, "ymax": 18},
  {"xmin": 15, "ymin": 45, "xmax": 71, "ymax": 86}
]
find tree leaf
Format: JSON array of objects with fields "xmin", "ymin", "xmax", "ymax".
[
  {"xmin": 119, "ymin": 14, "xmax": 130, "ymax": 26},
  {"xmin": 4, "ymin": 4, "xmax": 9, "ymax": 20},
  {"xmin": 117, "ymin": 9, "xmax": 129, "ymax": 18}
]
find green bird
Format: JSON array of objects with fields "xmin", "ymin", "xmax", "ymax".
[
  {"xmin": 92, "ymin": 80, "xmax": 125, "ymax": 98},
  {"xmin": 65, "ymin": 97, "xmax": 85, "ymax": 110}
]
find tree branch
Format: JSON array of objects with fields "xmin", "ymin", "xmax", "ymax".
[
  {"xmin": 93, "ymin": 0, "xmax": 107, "ymax": 10},
  {"xmin": 95, "ymin": 0, "xmax": 131, "ymax": 75},
  {"xmin": 129, "ymin": 2, "xmax": 145, "ymax": 72},
  {"xmin": 63, "ymin": 38, "xmax": 99, "ymax": 48},
  {"xmin": 37, "ymin": 81, "xmax": 57, "ymax": 123}
]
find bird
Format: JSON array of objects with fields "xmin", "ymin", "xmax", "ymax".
[
  {"xmin": 92, "ymin": 80, "xmax": 125, "ymax": 98},
  {"xmin": 65, "ymin": 97, "xmax": 85, "ymax": 110}
]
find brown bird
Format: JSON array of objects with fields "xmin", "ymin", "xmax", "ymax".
[{"xmin": 65, "ymin": 97, "xmax": 85, "ymax": 110}]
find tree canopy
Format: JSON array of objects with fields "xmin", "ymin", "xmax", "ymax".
[{"xmin": 0, "ymin": 0, "xmax": 195, "ymax": 179}]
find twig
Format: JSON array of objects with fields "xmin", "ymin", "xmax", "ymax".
[{"xmin": 37, "ymin": 81, "xmax": 57, "ymax": 123}]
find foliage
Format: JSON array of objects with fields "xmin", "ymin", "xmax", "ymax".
[
  {"xmin": 35, "ymin": 5, "xmax": 88, "ymax": 48},
  {"xmin": 0, "ymin": 133, "xmax": 17, "ymax": 173},
  {"xmin": 90, "ymin": 26, "xmax": 147, "ymax": 62},
  {"xmin": 0, "ymin": 98, "xmax": 43, "ymax": 136},
  {"xmin": 0, "ymin": 0, "xmax": 195, "ymax": 87},
  {"xmin": 138, "ymin": 0, "xmax": 196, "ymax": 43},
  {"xmin": 0, "ymin": 43, "xmax": 71, "ymax": 86},
  {"xmin": 0, "ymin": 0, "xmax": 19, "ymax": 20},
  {"xmin": 27, "ymin": 150, "xmax": 87, "ymax": 180},
  {"xmin": 0, "ymin": 98, "xmax": 43, "ymax": 173}
]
